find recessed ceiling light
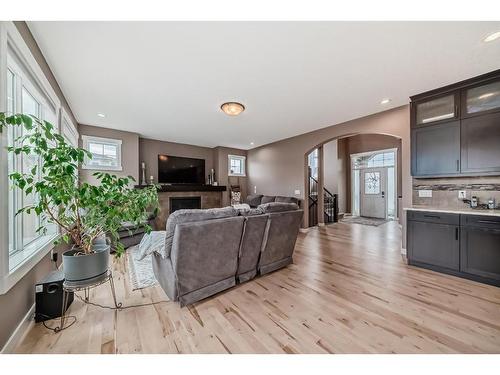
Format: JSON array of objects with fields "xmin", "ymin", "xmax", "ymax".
[
  {"xmin": 484, "ymin": 31, "xmax": 500, "ymax": 42},
  {"xmin": 97, "ymin": 113, "xmax": 105, "ymax": 118},
  {"xmin": 250, "ymin": 142, "xmax": 254, "ymax": 145},
  {"xmin": 380, "ymin": 98, "xmax": 391, "ymax": 105},
  {"xmin": 221, "ymin": 102, "xmax": 245, "ymax": 116}
]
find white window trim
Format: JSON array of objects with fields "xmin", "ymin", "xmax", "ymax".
[
  {"xmin": 60, "ymin": 107, "xmax": 78, "ymax": 147},
  {"xmin": 81, "ymin": 135, "xmax": 123, "ymax": 171},
  {"xmin": 0, "ymin": 22, "xmax": 62, "ymax": 294},
  {"xmin": 228, "ymin": 154, "xmax": 247, "ymax": 177}
]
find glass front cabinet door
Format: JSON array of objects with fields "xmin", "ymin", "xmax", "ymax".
[
  {"xmin": 463, "ymin": 79, "xmax": 500, "ymax": 117},
  {"xmin": 415, "ymin": 93, "xmax": 458, "ymax": 126}
]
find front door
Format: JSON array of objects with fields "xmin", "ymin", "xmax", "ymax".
[{"xmin": 360, "ymin": 167, "xmax": 387, "ymax": 219}]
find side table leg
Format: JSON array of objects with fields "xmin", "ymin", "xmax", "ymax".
[{"xmin": 109, "ymin": 273, "xmax": 122, "ymax": 309}]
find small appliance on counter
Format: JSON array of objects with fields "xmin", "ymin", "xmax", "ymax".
[
  {"xmin": 470, "ymin": 196, "xmax": 478, "ymax": 208},
  {"xmin": 488, "ymin": 198, "xmax": 496, "ymax": 210}
]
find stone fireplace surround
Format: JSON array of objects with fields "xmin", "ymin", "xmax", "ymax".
[{"xmin": 153, "ymin": 188, "xmax": 226, "ymax": 230}]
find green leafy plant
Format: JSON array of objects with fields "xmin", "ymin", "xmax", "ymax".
[{"xmin": 0, "ymin": 112, "xmax": 159, "ymax": 256}]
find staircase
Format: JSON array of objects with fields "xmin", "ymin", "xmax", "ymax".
[{"xmin": 308, "ymin": 176, "xmax": 338, "ymax": 227}]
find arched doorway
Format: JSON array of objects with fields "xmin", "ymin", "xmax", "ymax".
[{"xmin": 304, "ymin": 133, "xmax": 403, "ymax": 228}]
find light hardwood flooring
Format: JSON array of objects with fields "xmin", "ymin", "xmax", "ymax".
[{"xmin": 15, "ymin": 221, "xmax": 500, "ymax": 353}]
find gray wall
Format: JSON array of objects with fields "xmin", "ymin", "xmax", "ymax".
[
  {"xmin": 246, "ymin": 105, "xmax": 411, "ymax": 242},
  {"xmin": 1, "ymin": 22, "xmax": 76, "ymax": 351},
  {"xmin": 78, "ymin": 124, "xmax": 140, "ymax": 185},
  {"xmin": 139, "ymin": 138, "xmax": 215, "ymax": 184}
]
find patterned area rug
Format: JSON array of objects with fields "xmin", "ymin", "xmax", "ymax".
[
  {"xmin": 341, "ymin": 216, "xmax": 389, "ymax": 227},
  {"xmin": 126, "ymin": 245, "xmax": 159, "ymax": 290}
]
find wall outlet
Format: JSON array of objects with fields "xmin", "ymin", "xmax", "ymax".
[
  {"xmin": 458, "ymin": 190, "xmax": 467, "ymax": 199},
  {"xmin": 418, "ymin": 190, "xmax": 433, "ymax": 198},
  {"xmin": 294, "ymin": 189, "xmax": 301, "ymax": 195}
]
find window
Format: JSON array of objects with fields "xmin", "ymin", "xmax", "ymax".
[
  {"xmin": 364, "ymin": 172, "xmax": 381, "ymax": 195},
  {"xmin": 228, "ymin": 155, "xmax": 246, "ymax": 177},
  {"xmin": 6, "ymin": 49, "xmax": 59, "ymax": 271},
  {"xmin": 82, "ymin": 135, "xmax": 122, "ymax": 171}
]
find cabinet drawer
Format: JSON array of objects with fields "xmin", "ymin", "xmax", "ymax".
[
  {"xmin": 460, "ymin": 214, "xmax": 500, "ymax": 229},
  {"xmin": 407, "ymin": 210, "xmax": 460, "ymax": 225}
]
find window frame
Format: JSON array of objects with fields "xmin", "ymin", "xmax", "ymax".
[
  {"xmin": 228, "ymin": 154, "xmax": 246, "ymax": 177},
  {"xmin": 81, "ymin": 135, "xmax": 123, "ymax": 171},
  {"xmin": 0, "ymin": 22, "xmax": 64, "ymax": 294}
]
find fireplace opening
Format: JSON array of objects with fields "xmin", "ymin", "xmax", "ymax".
[{"xmin": 170, "ymin": 196, "xmax": 202, "ymax": 213}]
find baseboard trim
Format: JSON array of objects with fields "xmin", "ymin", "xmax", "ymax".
[
  {"xmin": 0, "ymin": 303, "xmax": 34, "ymax": 353},
  {"xmin": 299, "ymin": 228, "xmax": 310, "ymax": 233}
]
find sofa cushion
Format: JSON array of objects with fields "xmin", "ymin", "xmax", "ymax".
[
  {"xmin": 261, "ymin": 195, "xmax": 276, "ymax": 204},
  {"xmin": 275, "ymin": 196, "xmax": 299, "ymax": 205},
  {"xmin": 245, "ymin": 194, "xmax": 263, "ymax": 208},
  {"xmin": 164, "ymin": 207, "xmax": 238, "ymax": 257},
  {"xmin": 258, "ymin": 202, "xmax": 299, "ymax": 213}
]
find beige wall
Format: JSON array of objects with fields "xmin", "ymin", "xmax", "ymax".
[
  {"xmin": 246, "ymin": 105, "xmax": 411, "ymax": 242},
  {"xmin": 213, "ymin": 147, "xmax": 248, "ymax": 206},
  {"xmin": 78, "ymin": 124, "xmax": 139, "ymax": 185},
  {"xmin": 1, "ymin": 23, "xmax": 76, "ymax": 350},
  {"xmin": 139, "ymin": 138, "xmax": 214, "ymax": 184}
]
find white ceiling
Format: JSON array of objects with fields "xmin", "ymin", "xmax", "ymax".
[{"xmin": 28, "ymin": 21, "xmax": 500, "ymax": 150}]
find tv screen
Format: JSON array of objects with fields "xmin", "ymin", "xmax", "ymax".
[{"xmin": 157, "ymin": 155, "xmax": 205, "ymax": 184}]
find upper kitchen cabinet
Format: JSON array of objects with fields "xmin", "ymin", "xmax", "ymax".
[
  {"xmin": 411, "ymin": 69, "xmax": 500, "ymax": 178},
  {"xmin": 413, "ymin": 93, "xmax": 458, "ymax": 126},
  {"xmin": 462, "ymin": 79, "xmax": 500, "ymax": 117}
]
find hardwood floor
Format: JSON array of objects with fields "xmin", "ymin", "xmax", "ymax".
[{"xmin": 15, "ymin": 221, "xmax": 500, "ymax": 354}]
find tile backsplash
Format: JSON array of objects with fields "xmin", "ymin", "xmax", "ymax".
[{"xmin": 412, "ymin": 176, "xmax": 500, "ymax": 209}]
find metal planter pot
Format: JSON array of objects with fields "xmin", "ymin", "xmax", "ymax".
[{"xmin": 62, "ymin": 240, "xmax": 110, "ymax": 282}]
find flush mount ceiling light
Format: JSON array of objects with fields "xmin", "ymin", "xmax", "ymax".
[
  {"xmin": 484, "ymin": 31, "xmax": 500, "ymax": 42},
  {"xmin": 250, "ymin": 142, "xmax": 255, "ymax": 146},
  {"xmin": 97, "ymin": 113, "xmax": 105, "ymax": 118},
  {"xmin": 221, "ymin": 102, "xmax": 245, "ymax": 116},
  {"xmin": 380, "ymin": 98, "xmax": 391, "ymax": 105}
]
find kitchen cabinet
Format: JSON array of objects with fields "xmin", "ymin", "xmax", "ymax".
[
  {"xmin": 461, "ymin": 111, "xmax": 500, "ymax": 174},
  {"xmin": 460, "ymin": 215, "xmax": 500, "ymax": 282},
  {"xmin": 411, "ymin": 121, "xmax": 460, "ymax": 177},
  {"xmin": 407, "ymin": 211, "xmax": 460, "ymax": 270},
  {"xmin": 407, "ymin": 210, "xmax": 500, "ymax": 286},
  {"xmin": 410, "ymin": 70, "xmax": 500, "ymax": 177}
]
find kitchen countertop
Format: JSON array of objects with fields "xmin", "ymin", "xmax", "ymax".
[{"xmin": 404, "ymin": 206, "xmax": 500, "ymax": 217}]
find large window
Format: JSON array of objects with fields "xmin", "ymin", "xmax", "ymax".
[
  {"xmin": 6, "ymin": 53, "xmax": 59, "ymax": 271},
  {"xmin": 82, "ymin": 135, "xmax": 122, "ymax": 171},
  {"xmin": 228, "ymin": 154, "xmax": 246, "ymax": 177}
]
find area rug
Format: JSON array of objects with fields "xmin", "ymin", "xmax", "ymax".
[
  {"xmin": 341, "ymin": 216, "xmax": 388, "ymax": 227},
  {"xmin": 126, "ymin": 245, "xmax": 159, "ymax": 290}
]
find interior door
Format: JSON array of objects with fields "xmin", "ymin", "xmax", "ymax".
[{"xmin": 360, "ymin": 167, "xmax": 387, "ymax": 219}]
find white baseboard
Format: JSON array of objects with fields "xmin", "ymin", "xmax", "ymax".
[{"xmin": 1, "ymin": 303, "xmax": 34, "ymax": 353}]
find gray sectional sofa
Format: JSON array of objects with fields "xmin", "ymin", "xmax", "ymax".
[{"xmin": 152, "ymin": 202, "xmax": 303, "ymax": 306}]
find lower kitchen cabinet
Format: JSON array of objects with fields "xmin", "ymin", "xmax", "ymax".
[
  {"xmin": 407, "ymin": 211, "xmax": 460, "ymax": 271},
  {"xmin": 407, "ymin": 211, "xmax": 500, "ymax": 286},
  {"xmin": 460, "ymin": 216, "xmax": 500, "ymax": 282}
]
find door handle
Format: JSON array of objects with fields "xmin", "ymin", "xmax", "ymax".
[{"xmin": 381, "ymin": 191, "xmax": 385, "ymax": 197}]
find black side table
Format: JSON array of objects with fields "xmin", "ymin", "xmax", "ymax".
[{"xmin": 55, "ymin": 270, "xmax": 122, "ymax": 332}]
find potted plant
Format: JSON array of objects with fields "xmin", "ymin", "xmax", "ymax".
[{"xmin": 0, "ymin": 113, "xmax": 159, "ymax": 282}]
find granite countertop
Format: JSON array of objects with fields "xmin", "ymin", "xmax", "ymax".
[{"xmin": 404, "ymin": 206, "xmax": 500, "ymax": 217}]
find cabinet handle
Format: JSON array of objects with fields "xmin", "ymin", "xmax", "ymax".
[
  {"xmin": 456, "ymin": 159, "xmax": 460, "ymax": 172},
  {"xmin": 424, "ymin": 214, "xmax": 441, "ymax": 219},
  {"xmin": 455, "ymin": 227, "xmax": 459, "ymax": 240},
  {"xmin": 477, "ymin": 220, "xmax": 500, "ymax": 225}
]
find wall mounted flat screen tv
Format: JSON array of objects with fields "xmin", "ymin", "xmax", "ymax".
[{"xmin": 158, "ymin": 155, "xmax": 205, "ymax": 184}]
